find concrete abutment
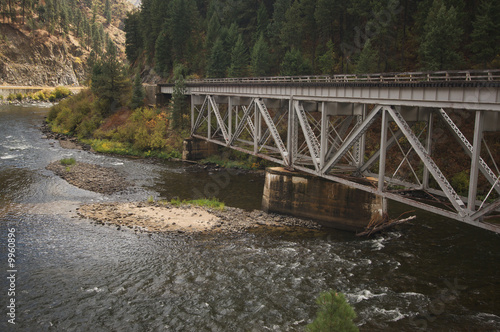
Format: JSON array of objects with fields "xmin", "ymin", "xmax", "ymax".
[{"xmin": 262, "ymin": 167, "xmax": 385, "ymax": 232}]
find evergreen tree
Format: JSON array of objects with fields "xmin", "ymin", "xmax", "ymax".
[
  {"xmin": 306, "ymin": 290, "xmax": 358, "ymax": 332},
  {"xmin": 205, "ymin": 11, "xmax": 221, "ymax": 49},
  {"xmin": 269, "ymin": 0, "xmax": 291, "ymax": 43},
  {"xmin": 317, "ymin": 40, "xmax": 339, "ymax": 75},
  {"xmin": 281, "ymin": 0, "xmax": 317, "ymax": 54},
  {"xmin": 256, "ymin": 2, "xmax": 269, "ymax": 38},
  {"xmin": 225, "ymin": 23, "xmax": 239, "ymax": 54},
  {"xmin": 228, "ymin": 34, "xmax": 249, "ymax": 77},
  {"xmin": 91, "ymin": 42, "xmax": 131, "ymax": 115},
  {"xmin": 356, "ymin": 39, "xmax": 379, "ymax": 74},
  {"xmin": 154, "ymin": 25, "xmax": 172, "ymax": 77},
  {"xmin": 419, "ymin": 0, "xmax": 464, "ymax": 70},
  {"xmin": 130, "ymin": 72, "xmax": 145, "ymax": 109},
  {"xmin": 315, "ymin": 0, "xmax": 340, "ymax": 42},
  {"xmin": 171, "ymin": 64, "xmax": 188, "ymax": 130},
  {"xmin": 124, "ymin": 11, "xmax": 142, "ymax": 64},
  {"xmin": 207, "ymin": 37, "xmax": 228, "ymax": 78},
  {"xmin": 469, "ymin": 0, "xmax": 500, "ymax": 68},
  {"xmin": 168, "ymin": 0, "xmax": 197, "ymax": 64},
  {"xmin": 280, "ymin": 48, "xmax": 312, "ymax": 76},
  {"xmin": 105, "ymin": 0, "xmax": 112, "ymax": 25},
  {"xmin": 251, "ymin": 33, "xmax": 271, "ymax": 76}
]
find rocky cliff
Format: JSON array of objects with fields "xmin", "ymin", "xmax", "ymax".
[
  {"xmin": 0, "ymin": 0, "xmax": 132, "ymax": 87},
  {"xmin": 0, "ymin": 24, "xmax": 86, "ymax": 86}
]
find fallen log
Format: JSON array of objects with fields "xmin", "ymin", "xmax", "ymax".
[{"xmin": 357, "ymin": 211, "xmax": 416, "ymax": 237}]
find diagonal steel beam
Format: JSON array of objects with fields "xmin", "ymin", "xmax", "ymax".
[
  {"xmin": 387, "ymin": 106, "xmax": 467, "ymax": 215},
  {"xmin": 207, "ymin": 96, "xmax": 230, "ymax": 144},
  {"xmin": 322, "ymin": 106, "xmax": 383, "ymax": 174},
  {"xmin": 213, "ymin": 105, "xmax": 230, "ymax": 137},
  {"xmin": 438, "ymin": 108, "xmax": 500, "ymax": 196},
  {"xmin": 229, "ymin": 99, "xmax": 256, "ymax": 146},
  {"xmin": 259, "ymin": 108, "xmax": 286, "ymax": 146},
  {"xmin": 471, "ymin": 198, "xmax": 500, "ymax": 221},
  {"xmin": 294, "ymin": 100, "xmax": 321, "ymax": 171},
  {"xmin": 255, "ymin": 98, "xmax": 289, "ymax": 164},
  {"xmin": 192, "ymin": 97, "xmax": 209, "ymax": 136}
]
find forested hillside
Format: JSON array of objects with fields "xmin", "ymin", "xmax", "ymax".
[
  {"xmin": 126, "ymin": 0, "xmax": 500, "ymax": 80},
  {"xmin": 0, "ymin": 0, "xmax": 134, "ymax": 85}
]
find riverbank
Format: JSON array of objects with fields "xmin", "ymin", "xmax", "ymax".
[
  {"xmin": 77, "ymin": 201, "xmax": 322, "ymax": 234},
  {"xmin": 0, "ymin": 86, "xmax": 78, "ymax": 104}
]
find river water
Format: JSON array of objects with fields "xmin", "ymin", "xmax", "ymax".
[{"xmin": 0, "ymin": 104, "xmax": 499, "ymax": 331}]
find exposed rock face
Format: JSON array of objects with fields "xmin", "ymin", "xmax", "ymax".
[{"xmin": 0, "ymin": 24, "xmax": 86, "ymax": 86}]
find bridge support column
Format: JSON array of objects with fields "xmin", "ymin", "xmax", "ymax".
[
  {"xmin": 262, "ymin": 167, "xmax": 385, "ymax": 232},
  {"xmin": 182, "ymin": 138, "xmax": 219, "ymax": 161}
]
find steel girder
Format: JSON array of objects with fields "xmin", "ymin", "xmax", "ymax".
[{"xmin": 190, "ymin": 95, "xmax": 500, "ymax": 232}]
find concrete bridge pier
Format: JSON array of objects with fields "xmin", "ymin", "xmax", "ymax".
[
  {"xmin": 262, "ymin": 167, "xmax": 386, "ymax": 232},
  {"xmin": 182, "ymin": 137, "xmax": 219, "ymax": 161}
]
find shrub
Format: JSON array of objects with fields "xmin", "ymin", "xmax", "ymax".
[
  {"xmin": 451, "ymin": 170, "xmax": 469, "ymax": 196},
  {"xmin": 306, "ymin": 290, "xmax": 358, "ymax": 332},
  {"xmin": 16, "ymin": 93, "xmax": 23, "ymax": 101},
  {"xmin": 60, "ymin": 158, "xmax": 76, "ymax": 166},
  {"xmin": 0, "ymin": 95, "xmax": 3, "ymax": 100},
  {"xmin": 54, "ymin": 86, "xmax": 71, "ymax": 99},
  {"xmin": 169, "ymin": 198, "xmax": 225, "ymax": 210},
  {"xmin": 7, "ymin": 93, "xmax": 15, "ymax": 101}
]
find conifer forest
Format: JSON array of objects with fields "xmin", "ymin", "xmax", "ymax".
[{"xmin": 125, "ymin": 0, "xmax": 500, "ymax": 80}]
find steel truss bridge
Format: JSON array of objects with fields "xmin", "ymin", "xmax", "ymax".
[{"xmin": 159, "ymin": 70, "xmax": 500, "ymax": 233}]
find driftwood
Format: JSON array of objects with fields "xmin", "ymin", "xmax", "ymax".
[{"xmin": 356, "ymin": 212, "xmax": 416, "ymax": 237}]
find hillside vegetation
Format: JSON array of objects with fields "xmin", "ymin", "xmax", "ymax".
[
  {"xmin": 0, "ymin": 0, "xmax": 134, "ymax": 86},
  {"xmin": 126, "ymin": 0, "xmax": 500, "ymax": 80}
]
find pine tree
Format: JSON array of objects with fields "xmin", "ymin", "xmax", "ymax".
[
  {"xmin": 130, "ymin": 72, "xmax": 145, "ymax": 109},
  {"xmin": 251, "ymin": 33, "xmax": 271, "ymax": 76},
  {"xmin": 168, "ymin": 0, "xmax": 197, "ymax": 64},
  {"xmin": 306, "ymin": 290, "xmax": 358, "ymax": 332},
  {"xmin": 356, "ymin": 39, "xmax": 379, "ymax": 74},
  {"xmin": 124, "ymin": 11, "xmax": 142, "ymax": 63},
  {"xmin": 419, "ymin": 0, "xmax": 464, "ymax": 70},
  {"xmin": 154, "ymin": 25, "xmax": 172, "ymax": 77},
  {"xmin": 317, "ymin": 40, "xmax": 339, "ymax": 75},
  {"xmin": 91, "ymin": 42, "xmax": 131, "ymax": 114},
  {"xmin": 205, "ymin": 11, "xmax": 221, "ymax": 49},
  {"xmin": 256, "ymin": 2, "xmax": 269, "ymax": 38},
  {"xmin": 207, "ymin": 37, "xmax": 228, "ymax": 78},
  {"xmin": 280, "ymin": 49, "xmax": 312, "ymax": 76},
  {"xmin": 228, "ymin": 34, "xmax": 249, "ymax": 77},
  {"xmin": 171, "ymin": 64, "xmax": 188, "ymax": 130},
  {"xmin": 469, "ymin": 0, "xmax": 500, "ymax": 68},
  {"xmin": 105, "ymin": 0, "xmax": 112, "ymax": 25}
]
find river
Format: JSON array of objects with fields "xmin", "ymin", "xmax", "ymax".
[{"xmin": 0, "ymin": 104, "xmax": 499, "ymax": 331}]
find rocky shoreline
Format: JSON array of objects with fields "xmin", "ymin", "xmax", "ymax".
[
  {"xmin": 0, "ymin": 99, "xmax": 55, "ymax": 106},
  {"xmin": 78, "ymin": 201, "xmax": 322, "ymax": 234},
  {"xmin": 40, "ymin": 121, "xmax": 93, "ymax": 150}
]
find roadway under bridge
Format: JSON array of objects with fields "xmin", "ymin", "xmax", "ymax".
[{"xmin": 159, "ymin": 70, "xmax": 500, "ymax": 234}]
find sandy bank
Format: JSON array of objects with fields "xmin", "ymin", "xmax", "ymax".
[{"xmin": 78, "ymin": 201, "xmax": 322, "ymax": 234}]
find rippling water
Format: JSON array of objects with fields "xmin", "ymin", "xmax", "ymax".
[{"xmin": 0, "ymin": 105, "xmax": 499, "ymax": 331}]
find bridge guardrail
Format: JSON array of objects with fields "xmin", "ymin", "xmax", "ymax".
[{"xmin": 171, "ymin": 70, "xmax": 500, "ymax": 85}]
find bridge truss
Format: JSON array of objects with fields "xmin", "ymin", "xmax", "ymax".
[{"xmin": 189, "ymin": 92, "xmax": 500, "ymax": 233}]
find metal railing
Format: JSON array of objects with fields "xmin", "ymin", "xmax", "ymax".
[{"xmin": 176, "ymin": 70, "xmax": 500, "ymax": 85}]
